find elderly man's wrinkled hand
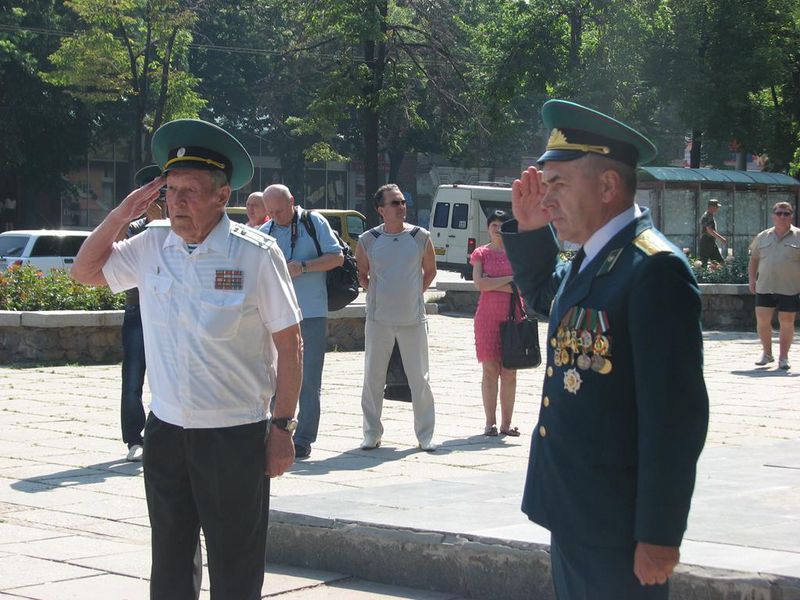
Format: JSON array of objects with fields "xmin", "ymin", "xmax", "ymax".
[
  {"xmin": 265, "ymin": 428, "xmax": 295, "ymax": 478},
  {"xmin": 511, "ymin": 166, "xmax": 550, "ymax": 232},
  {"xmin": 116, "ymin": 177, "xmax": 165, "ymax": 223},
  {"xmin": 633, "ymin": 542, "xmax": 679, "ymax": 586}
]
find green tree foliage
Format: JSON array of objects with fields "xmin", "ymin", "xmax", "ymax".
[
  {"xmin": 0, "ymin": 2, "xmax": 90, "ymax": 205},
  {"xmin": 44, "ymin": 0, "xmax": 205, "ymax": 180}
]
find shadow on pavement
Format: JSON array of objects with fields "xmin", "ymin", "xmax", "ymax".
[
  {"xmin": 730, "ymin": 368, "xmax": 800, "ymax": 378},
  {"xmin": 10, "ymin": 459, "xmax": 142, "ymax": 492}
]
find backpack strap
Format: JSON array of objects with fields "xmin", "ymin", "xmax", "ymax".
[{"xmin": 299, "ymin": 208, "xmax": 323, "ymax": 257}]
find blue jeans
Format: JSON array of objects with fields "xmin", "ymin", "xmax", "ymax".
[
  {"xmin": 121, "ymin": 304, "xmax": 146, "ymax": 447},
  {"xmin": 294, "ymin": 317, "xmax": 327, "ymax": 447}
]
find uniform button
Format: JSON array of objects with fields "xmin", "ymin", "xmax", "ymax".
[
  {"xmin": 539, "ymin": 425, "xmax": 547, "ymax": 437},
  {"xmin": 547, "ymin": 366, "xmax": 553, "ymax": 377},
  {"xmin": 543, "ymin": 396, "xmax": 550, "ymax": 407}
]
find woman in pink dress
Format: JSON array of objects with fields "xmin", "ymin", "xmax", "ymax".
[{"xmin": 470, "ymin": 210, "xmax": 521, "ymax": 437}]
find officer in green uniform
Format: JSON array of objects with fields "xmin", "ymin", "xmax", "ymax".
[{"xmin": 501, "ymin": 100, "xmax": 709, "ymax": 599}]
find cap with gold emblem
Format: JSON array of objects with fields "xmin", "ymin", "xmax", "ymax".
[
  {"xmin": 134, "ymin": 164, "xmax": 163, "ymax": 187},
  {"xmin": 151, "ymin": 119, "xmax": 254, "ymax": 190},
  {"xmin": 537, "ymin": 100, "xmax": 657, "ymax": 167}
]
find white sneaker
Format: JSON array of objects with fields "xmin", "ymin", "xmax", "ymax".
[
  {"xmin": 418, "ymin": 440, "xmax": 437, "ymax": 452},
  {"xmin": 360, "ymin": 437, "xmax": 381, "ymax": 450},
  {"xmin": 779, "ymin": 358, "xmax": 791, "ymax": 370},
  {"xmin": 126, "ymin": 444, "xmax": 143, "ymax": 462},
  {"xmin": 754, "ymin": 353, "xmax": 774, "ymax": 366}
]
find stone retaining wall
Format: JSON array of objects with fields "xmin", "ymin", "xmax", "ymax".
[
  {"xmin": 437, "ymin": 282, "xmax": 798, "ymax": 330},
  {"xmin": 0, "ymin": 303, "xmax": 439, "ymax": 365}
]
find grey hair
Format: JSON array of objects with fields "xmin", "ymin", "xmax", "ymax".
[{"xmin": 583, "ymin": 154, "xmax": 637, "ymax": 198}]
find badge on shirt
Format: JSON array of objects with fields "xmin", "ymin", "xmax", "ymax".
[{"xmin": 215, "ymin": 269, "xmax": 243, "ymax": 290}]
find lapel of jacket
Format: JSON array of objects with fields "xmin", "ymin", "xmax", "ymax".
[{"xmin": 551, "ymin": 210, "xmax": 654, "ymax": 325}]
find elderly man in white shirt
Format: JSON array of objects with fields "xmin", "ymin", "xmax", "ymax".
[{"xmin": 72, "ymin": 119, "xmax": 302, "ymax": 600}]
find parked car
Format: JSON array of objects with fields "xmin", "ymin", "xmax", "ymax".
[
  {"xmin": 225, "ymin": 206, "xmax": 366, "ymax": 253},
  {"xmin": 0, "ymin": 230, "xmax": 90, "ymax": 272}
]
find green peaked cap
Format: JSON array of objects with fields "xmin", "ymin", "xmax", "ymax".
[
  {"xmin": 151, "ymin": 119, "xmax": 254, "ymax": 190},
  {"xmin": 134, "ymin": 165, "xmax": 162, "ymax": 187},
  {"xmin": 537, "ymin": 100, "xmax": 657, "ymax": 167}
]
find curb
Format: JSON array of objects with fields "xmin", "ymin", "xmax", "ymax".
[{"xmin": 267, "ymin": 511, "xmax": 800, "ymax": 600}]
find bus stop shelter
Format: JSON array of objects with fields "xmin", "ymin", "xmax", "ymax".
[{"xmin": 635, "ymin": 167, "xmax": 800, "ymax": 258}]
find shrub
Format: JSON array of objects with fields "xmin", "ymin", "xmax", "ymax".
[
  {"xmin": 688, "ymin": 254, "xmax": 749, "ymax": 284},
  {"xmin": 0, "ymin": 264, "xmax": 124, "ymax": 311}
]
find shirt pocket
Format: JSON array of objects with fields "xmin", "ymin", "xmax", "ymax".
[
  {"xmin": 198, "ymin": 289, "xmax": 246, "ymax": 340},
  {"xmin": 143, "ymin": 274, "xmax": 173, "ymax": 326}
]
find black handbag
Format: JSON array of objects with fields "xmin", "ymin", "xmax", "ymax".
[{"xmin": 500, "ymin": 285, "xmax": 541, "ymax": 370}]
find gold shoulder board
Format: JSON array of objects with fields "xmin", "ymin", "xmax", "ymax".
[
  {"xmin": 230, "ymin": 224, "xmax": 272, "ymax": 250},
  {"xmin": 633, "ymin": 229, "xmax": 671, "ymax": 256}
]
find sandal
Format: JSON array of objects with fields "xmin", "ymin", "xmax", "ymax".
[
  {"xmin": 500, "ymin": 426, "xmax": 521, "ymax": 437},
  {"xmin": 484, "ymin": 425, "xmax": 498, "ymax": 437}
]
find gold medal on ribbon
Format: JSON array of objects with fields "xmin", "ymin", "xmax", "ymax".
[
  {"xmin": 554, "ymin": 351, "xmax": 563, "ymax": 367},
  {"xmin": 593, "ymin": 334, "xmax": 610, "ymax": 356},
  {"xmin": 598, "ymin": 358, "xmax": 613, "ymax": 375},
  {"xmin": 560, "ymin": 349, "xmax": 571, "ymax": 366},
  {"xmin": 550, "ymin": 337, "xmax": 557, "ymax": 348},
  {"xmin": 580, "ymin": 329, "xmax": 593, "ymax": 351}
]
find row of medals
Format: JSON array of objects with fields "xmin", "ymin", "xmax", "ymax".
[{"xmin": 551, "ymin": 326, "xmax": 613, "ymax": 375}]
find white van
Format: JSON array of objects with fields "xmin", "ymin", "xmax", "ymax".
[{"xmin": 429, "ymin": 183, "xmax": 512, "ymax": 279}]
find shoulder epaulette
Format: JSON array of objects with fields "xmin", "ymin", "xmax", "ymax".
[
  {"xmin": 230, "ymin": 223, "xmax": 273, "ymax": 250},
  {"xmin": 633, "ymin": 228, "xmax": 672, "ymax": 256},
  {"xmin": 146, "ymin": 219, "xmax": 170, "ymax": 228}
]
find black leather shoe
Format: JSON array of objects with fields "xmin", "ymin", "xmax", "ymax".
[{"xmin": 294, "ymin": 442, "xmax": 311, "ymax": 459}]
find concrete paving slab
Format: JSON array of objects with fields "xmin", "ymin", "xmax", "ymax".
[
  {"xmin": 12, "ymin": 573, "xmax": 149, "ymax": 600},
  {"xmin": 2, "ymin": 315, "xmax": 800, "ymax": 598},
  {"xmin": 0, "ymin": 554, "xmax": 99, "ymax": 589}
]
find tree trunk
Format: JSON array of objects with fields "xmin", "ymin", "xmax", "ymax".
[
  {"xmin": 360, "ymin": 0, "xmax": 388, "ymax": 227},
  {"xmin": 690, "ymin": 130, "xmax": 702, "ymax": 168},
  {"xmin": 363, "ymin": 106, "xmax": 381, "ymax": 227},
  {"xmin": 388, "ymin": 148, "xmax": 405, "ymax": 184}
]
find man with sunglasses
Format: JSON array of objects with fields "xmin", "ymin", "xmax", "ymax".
[
  {"xmin": 356, "ymin": 183, "xmax": 437, "ymax": 451},
  {"xmin": 749, "ymin": 202, "xmax": 800, "ymax": 370}
]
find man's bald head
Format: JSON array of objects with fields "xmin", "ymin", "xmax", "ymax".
[{"xmin": 263, "ymin": 184, "xmax": 295, "ymax": 227}]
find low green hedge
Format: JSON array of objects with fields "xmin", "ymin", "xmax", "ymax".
[{"xmin": 0, "ymin": 264, "xmax": 124, "ymax": 311}]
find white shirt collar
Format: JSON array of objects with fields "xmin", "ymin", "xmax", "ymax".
[
  {"xmin": 163, "ymin": 213, "xmax": 230, "ymax": 255},
  {"xmin": 579, "ymin": 204, "xmax": 642, "ymax": 272}
]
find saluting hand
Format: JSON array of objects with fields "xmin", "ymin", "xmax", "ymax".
[
  {"xmin": 511, "ymin": 166, "xmax": 550, "ymax": 232},
  {"xmin": 115, "ymin": 177, "xmax": 165, "ymax": 223},
  {"xmin": 633, "ymin": 542, "xmax": 679, "ymax": 585}
]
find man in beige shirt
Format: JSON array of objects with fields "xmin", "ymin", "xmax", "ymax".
[{"xmin": 748, "ymin": 201, "xmax": 800, "ymax": 370}]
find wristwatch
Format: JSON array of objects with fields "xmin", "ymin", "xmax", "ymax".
[
  {"xmin": 271, "ymin": 417, "xmax": 298, "ymax": 433},
  {"xmin": 300, "ymin": 260, "xmax": 307, "ymax": 273}
]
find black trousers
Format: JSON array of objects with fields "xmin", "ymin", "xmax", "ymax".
[
  {"xmin": 551, "ymin": 535, "xmax": 669, "ymax": 600},
  {"xmin": 143, "ymin": 414, "xmax": 270, "ymax": 600}
]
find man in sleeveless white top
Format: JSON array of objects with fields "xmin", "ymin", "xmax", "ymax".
[{"xmin": 356, "ymin": 184, "xmax": 437, "ymax": 451}]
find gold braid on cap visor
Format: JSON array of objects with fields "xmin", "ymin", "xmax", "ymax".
[
  {"xmin": 164, "ymin": 155, "xmax": 227, "ymax": 171},
  {"xmin": 546, "ymin": 129, "xmax": 610, "ymax": 155}
]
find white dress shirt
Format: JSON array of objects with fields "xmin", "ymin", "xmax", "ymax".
[{"xmin": 103, "ymin": 215, "xmax": 301, "ymax": 428}]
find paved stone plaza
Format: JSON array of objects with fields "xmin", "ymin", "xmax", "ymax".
[{"xmin": 1, "ymin": 312, "xmax": 799, "ymax": 598}]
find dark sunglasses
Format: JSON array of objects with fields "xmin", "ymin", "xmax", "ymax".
[
  {"xmin": 774, "ymin": 211, "xmax": 793, "ymax": 217},
  {"xmin": 384, "ymin": 199, "xmax": 406, "ymax": 207}
]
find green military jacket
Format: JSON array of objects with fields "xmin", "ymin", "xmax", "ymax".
[{"xmin": 502, "ymin": 210, "xmax": 709, "ymax": 548}]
